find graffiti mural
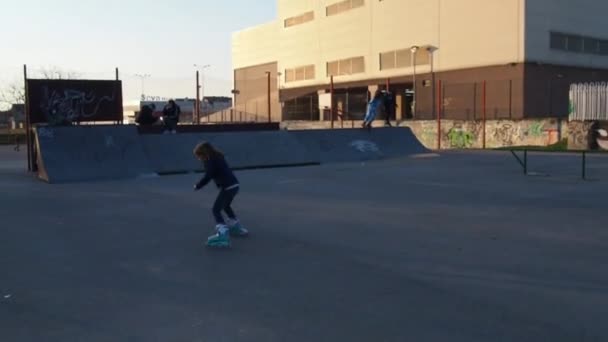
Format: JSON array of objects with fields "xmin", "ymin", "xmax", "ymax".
[
  {"xmin": 527, "ymin": 121, "xmax": 545, "ymax": 137},
  {"xmin": 42, "ymin": 88, "xmax": 117, "ymax": 125},
  {"xmin": 350, "ymin": 140, "xmax": 381, "ymax": 153},
  {"xmin": 568, "ymin": 121, "xmax": 591, "ymax": 150},
  {"xmin": 399, "ymin": 118, "xmax": 561, "ymax": 150},
  {"xmin": 493, "ymin": 123, "xmax": 523, "ymax": 146},
  {"xmin": 447, "ymin": 127, "xmax": 476, "ymax": 148},
  {"xmin": 26, "ymin": 79, "xmax": 123, "ymax": 124}
]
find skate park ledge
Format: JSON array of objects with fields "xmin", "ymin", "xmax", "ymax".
[{"xmin": 31, "ymin": 124, "xmax": 428, "ymax": 183}]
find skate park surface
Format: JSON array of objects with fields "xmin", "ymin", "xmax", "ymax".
[{"xmin": 2, "ymin": 145, "xmax": 608, "ymax": 341}]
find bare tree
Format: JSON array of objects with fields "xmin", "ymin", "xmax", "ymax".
[
  {"xmin": 0, "ymin": 82, "xmax": 25, "ymax": 110},
  {"xmin": 0, "ymin": 66, "xmax": 80, "ymax": 110},
  {"xmin": 39, "ymin": 66, "xmax": 80, "ymax": 80}
]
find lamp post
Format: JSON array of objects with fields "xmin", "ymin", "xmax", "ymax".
[
  {"xmin": 410, "ymin": 46, "xmax": 419, "ymax": 118},
  {"xmin": 134, "ymin": 74, "xmax": 150, "ymax": 100}
]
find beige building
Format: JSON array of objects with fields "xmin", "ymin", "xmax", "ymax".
[{"xmin": 232, "ymin": 0, "xmax": 608, "ymax": 122}]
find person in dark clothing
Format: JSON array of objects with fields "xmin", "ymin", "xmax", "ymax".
[
  {"xmin": 382, "ymin": 90, "xmax": 396, "ymax": 127},
  {"xmin": 135, "ymin": 103, "xmax": 158, "ymax": 126},
  {"xmin": 193, "ymin": 141, "xmax": 249, "ymax": 248},
  {"xmin": 162, "ymin": 100, "xmax": 180, "ymax": 134}
]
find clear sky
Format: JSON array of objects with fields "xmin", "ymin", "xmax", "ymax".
[{"xmin": 0, "ymin": 0, "xmax": 276, "ymax": 103}]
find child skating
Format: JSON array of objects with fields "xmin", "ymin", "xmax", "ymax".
[{"xmin": 193, "ymin": 141, "xmax": 249, "ymax": 248}]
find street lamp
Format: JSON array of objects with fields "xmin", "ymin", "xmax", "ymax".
[
  {"xmin": 410, "ymin": 45, "xmax": 419, "ymax": 118},
  {"xmin": 134, "ymin": 74, "xmax": 150, "ymax": 100},
  {"xmin": 194, "ymin": 64, "xmax": 210, "ymax": 122}
]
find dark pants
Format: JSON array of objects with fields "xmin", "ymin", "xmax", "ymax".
[
  {"xmin": 385, "ymin": 107, "xmax": 394, "ymax": 125},
  {"xmin": 213, "ymin": 187, "xmax": 239, "ymax": 224},
  {"xmin": 163, "ymin": 117, "xmax": 178, "ymax": 132}
]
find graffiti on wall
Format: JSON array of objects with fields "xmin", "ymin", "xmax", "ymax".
[
  {"xmin": 26, "ymin": 79, "xmax": 123, "ymax": 124},
  {"xmin": 527, "ymin": 121, "xmax": 545, "ymax": 137},
  {"xmin": 420, "ymin": 124, "xmax": 437, "ymax": 146},
  {"xmin": 401, "ymin": 118, "xmax": 561, "ymax": 149},
  {"xmin": 447, "ymin": 126, "xmax": 476, "ymax": 148},
  {"xmin": 493, "ymin": 123, "xmax": 523, "ymax": 146},
  {"xmin": 350, "ymin": 140, "xmax": 381, "ymax": 153},
  {"xmin": 568, "ymin": 121, "xmax": 590, "ymax": 150},
  {"xmin": 598, "ymin": 129, "xmax": 608, "ymax": 150},
  {"xmin": 42, "ymin": 88, "xmax": 117, "ymax": 125}
]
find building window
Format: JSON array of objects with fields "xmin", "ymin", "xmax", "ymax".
[
  {"xmin": 600, "ymin": 40, "xmax": 608, "ymax": 56},
  {"xmin": 550, "ymin": 31, "xmax": 608, "ymax": 56},
  {"xmin": 284, "ymin": 11, "xmax": 314, "ymax": 28},
  {"xmin": 583, "ymin": 37, "xmax": 599, "ymax": 54},
  {"xmin": 380, "ymin": 51, "xmax": 396, "ymax": 70},
  {"xmin": 415, "ymin": 49, "xmax": 431, "ymax": 65},
  {"xmin": 550, "ymin": 32, "xmax": 567, "ymax": 50},
  {"xmin": 395, "ymin": 49, "xmax": 411, "ymax": 68},
  {"xmin": 326, "ymin": 0, "xmax": 365, "ymax": 17},
  {"xmin": 567, "ymin": 35, "xmax": 583, "ymax": 53},
  {"xmin": 380, "ymin": 49, "xmax": 430, "ymax": 70},
  {"xmin": 326, "ymin": 56, "xmax": 365, "ymax": 76},
  {"xmin": 285, "ymin": 65, "xmax": 315, "ymax": 83}
]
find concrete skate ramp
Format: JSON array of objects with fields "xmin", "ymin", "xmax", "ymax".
[
  {"xmin": 290, "ymin": 127, "xmax": 428, "ymax": 163},
  {"xmin": 140, "ymin": 131, "xmax": 318, "ymax": 174},
  {"xmin": 34, "ymin": 126, "xmax": 153, "ymax": 183},
  {"xmin": 33, "ymin": 126, "xmax": 426, "ymax": 183}
]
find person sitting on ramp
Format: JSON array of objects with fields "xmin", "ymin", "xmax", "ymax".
[
  {"xmin": 362, "ymin": 90, "xmax": 384, "ymax": 129},
  {"xmin": 135, "ymin": 103, "xmax": 159, "ymax": 126},
  {"xmin": 193, "ymin": 141, "xmax": 249, "ymax": 248}
]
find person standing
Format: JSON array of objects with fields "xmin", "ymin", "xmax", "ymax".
[{"xmin": 382, "ymin": 90, "xmax": 396, "ymax": 127}]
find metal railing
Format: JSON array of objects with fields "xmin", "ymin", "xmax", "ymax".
[
  {"xmin": 201, "ymin": 109, "xmax": 269, "ymax": 124},
  {"xmin": 569, "ymin": 82, "xmax": 608, "ymax": 121}
]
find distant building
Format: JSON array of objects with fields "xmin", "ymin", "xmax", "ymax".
[
  {"xmin": 233, "ymin": 0, "xmax": 608, "ymax": 121},
  {"xmin": 123, "ymin": 97, "xmax": 232, "ymax": 124}
]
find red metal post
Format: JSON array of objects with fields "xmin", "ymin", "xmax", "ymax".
[
  {"xmin": 437, "ymin": 80, "xmax": 442, "ymax": 150},
  {"xmin": 330, "ymin": 75, "xmax": 335, "ymax": 129},
  {"xmin": 386, "ymin": 78, "xmax": 391, "ymax": 123},
  {"xmin": 483, "ymin": 80, "xmax": 487, "ymax": 149}
]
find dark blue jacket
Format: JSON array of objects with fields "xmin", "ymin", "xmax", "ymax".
[{"xmin": 196, "ymin": 155, "xmax": 239, "ymax": 190}]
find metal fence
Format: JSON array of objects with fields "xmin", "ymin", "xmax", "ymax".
[
  {"xmin": 569, "ymin": 82, "xmax": 608, "ymax": 121},
  {"xmin": 415, "ymin": 80, "xmax": 520, "ymax": 120},
  {"xmin": 204, "ymin": 109, "xmax": 264, "ymax": 123},
  {"xmin": 283, "ymin": 95, "xmax": 320, "ymax": 121}
]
